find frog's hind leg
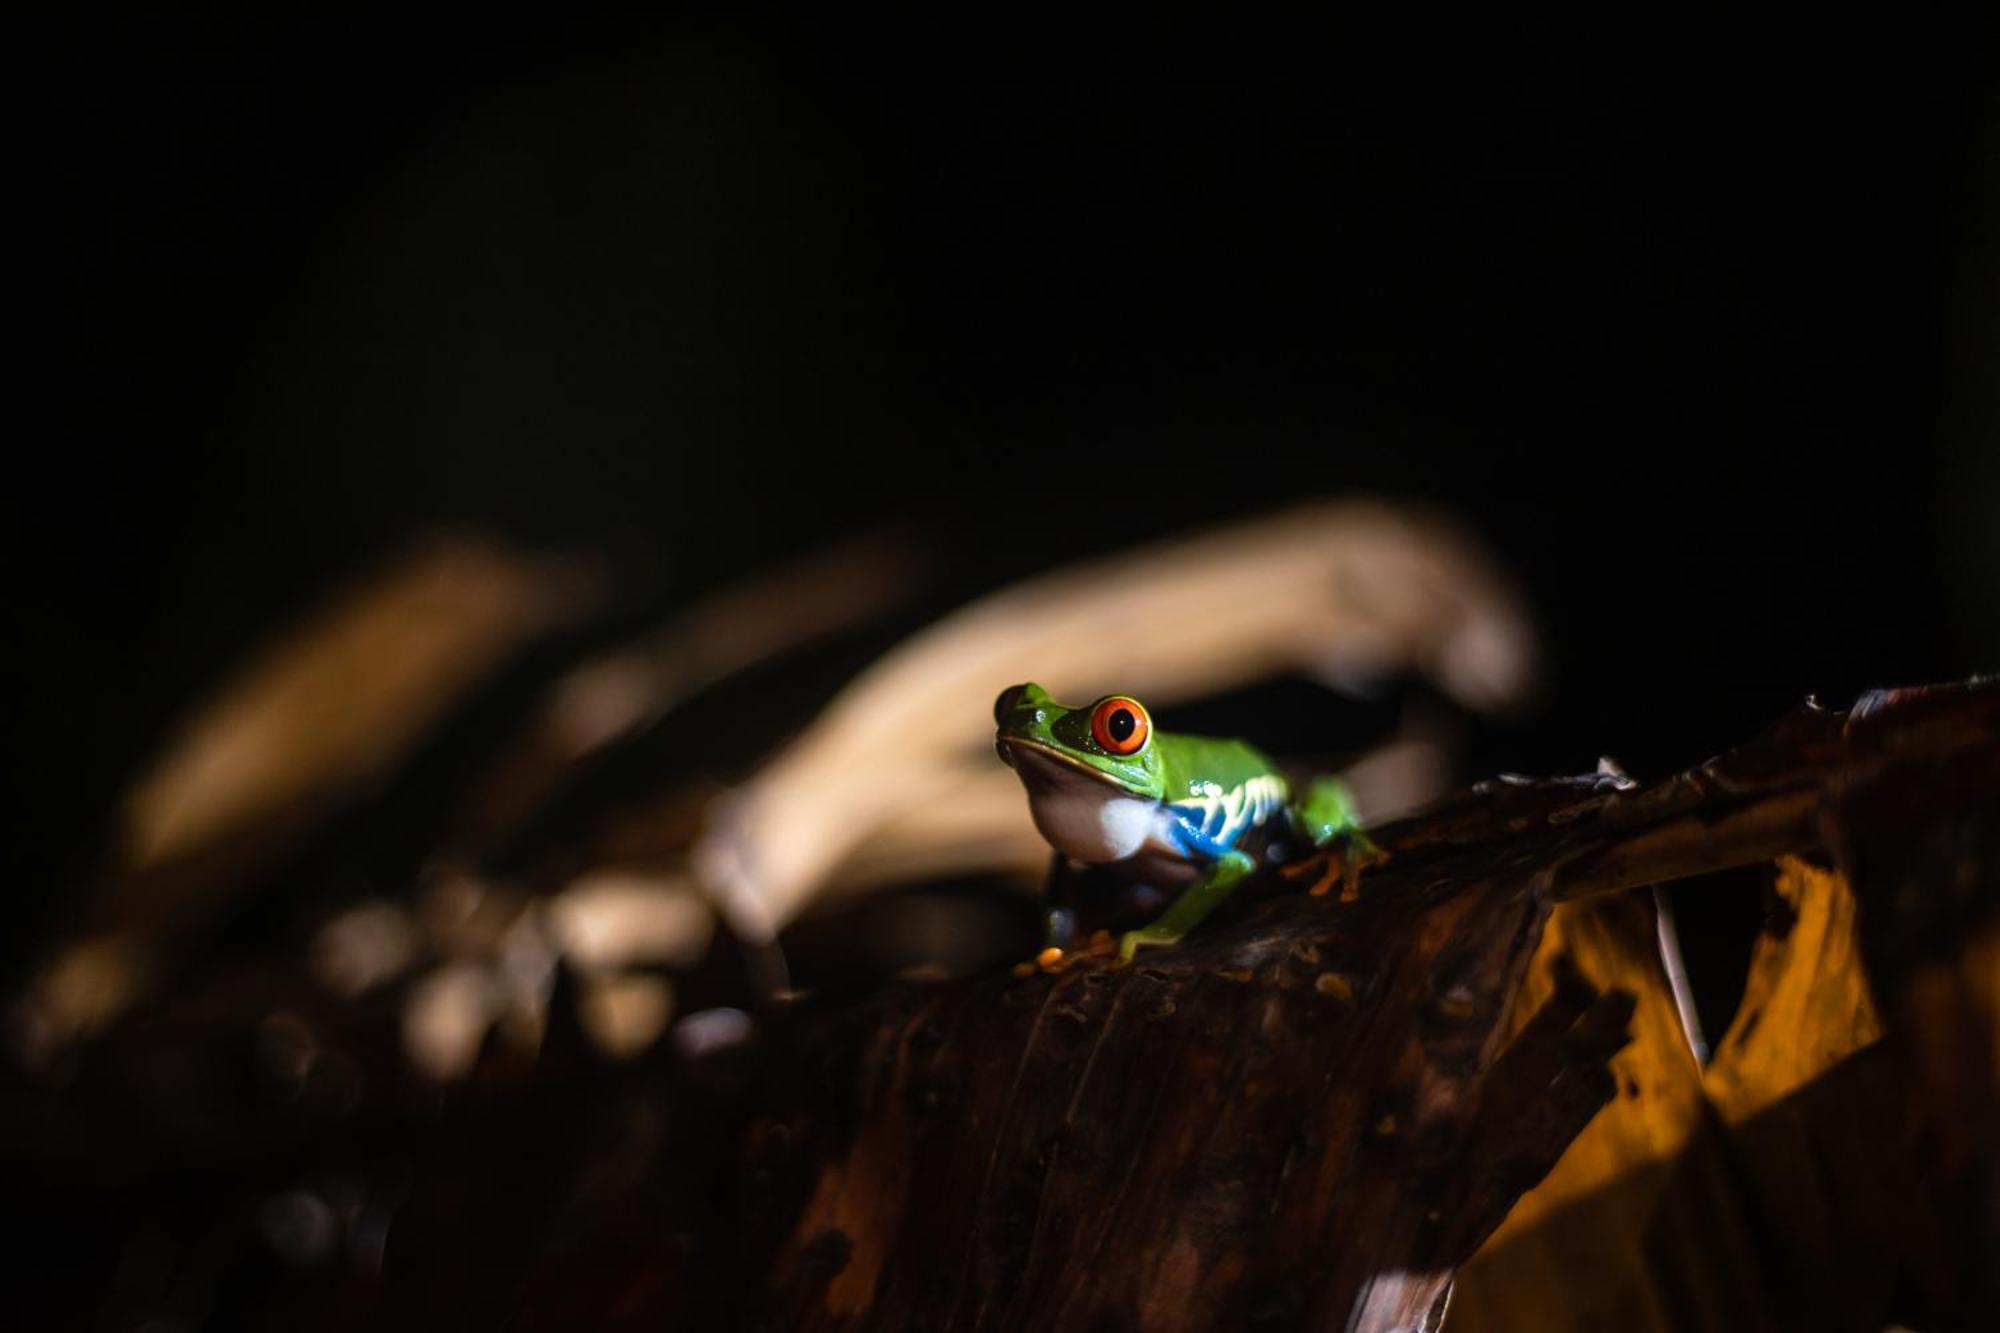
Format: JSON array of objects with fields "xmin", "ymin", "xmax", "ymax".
[
  {"xmin": 1118, "ymin": 849, "xmax": 1256, "ymax": 961},
  {"xmin": 1298, "ymin": 776, "xmax": 1379, "ymax": 856}
]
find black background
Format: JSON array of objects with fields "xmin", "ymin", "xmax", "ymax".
[{"xmin": 27, "ymin": 13, "xmax": 1998, "ymax": 929}]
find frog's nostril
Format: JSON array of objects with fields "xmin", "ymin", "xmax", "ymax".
[{"xmin": 993, "ymin": 685, "xmax": 1026, "ymax": 726}]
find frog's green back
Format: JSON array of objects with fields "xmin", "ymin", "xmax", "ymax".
[{"xmin": 1155, "ymin": 731, "xmax": 1289, "ymax": 805}]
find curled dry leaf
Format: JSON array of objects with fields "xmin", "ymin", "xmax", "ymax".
[
  {"xmin": 13, "ymin": 536, "xmax": 592, "ymax": 1067},
  {"xmin": 694, "ymin": 498, "xmax": 1538, "ymax": 939}
]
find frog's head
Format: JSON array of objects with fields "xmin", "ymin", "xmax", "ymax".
[{"xmin": 993, "ymin": 682, "xmax": 1164, "ymax": 802}]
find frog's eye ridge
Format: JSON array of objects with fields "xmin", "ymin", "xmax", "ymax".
[{"xmin": 1090, "ymin": 696, "xmax": 1151, "ymax": 755}]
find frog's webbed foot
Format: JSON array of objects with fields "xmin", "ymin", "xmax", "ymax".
[{"xmin": 1299, "ymin": 833, "xmax": 1388, "ymax": 902}]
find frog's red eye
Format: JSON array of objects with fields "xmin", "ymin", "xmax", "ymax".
[{"xmin": 1090, "ymin": 696, "xmax": 1151, "ymax": 755}]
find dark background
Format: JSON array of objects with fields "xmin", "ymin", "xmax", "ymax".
[{"xmin": 27, "ymin": 12, "xmax": 1998, "ymax": 920}]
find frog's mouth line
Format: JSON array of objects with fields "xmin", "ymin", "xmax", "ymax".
[{"xmin": 997, "ymin": 736, "xmax": 1133, "ymax": 791}]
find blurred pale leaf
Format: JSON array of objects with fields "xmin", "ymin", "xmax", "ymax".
[{"xmin": 119, "ymin": 535, "xmax": 585, "ymax": 875}]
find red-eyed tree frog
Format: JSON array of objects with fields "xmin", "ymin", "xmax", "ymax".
[{"xmin": 994, "ymin": 682, "xmax": 1377, "ymax": 962}]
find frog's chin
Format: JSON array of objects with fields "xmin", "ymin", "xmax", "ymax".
[{"xmin": 1004, "ymin": 743, "xmax": 1166, "ymax": 865}]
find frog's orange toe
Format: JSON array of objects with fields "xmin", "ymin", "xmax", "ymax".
[{"xmin": 1339, "ymin": 850, "xmax": 1385, "ymax": 903}]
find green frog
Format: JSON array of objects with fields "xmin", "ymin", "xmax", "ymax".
[{"xmin": 994, "ymin": 682, "xmax": 1376, "ymax": 961}]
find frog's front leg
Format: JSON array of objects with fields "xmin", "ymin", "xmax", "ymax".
[
  {"xmin": 1039, "ymin": 852, "xmax": 1086, "ymax": 950},
  {"xmin": 1118, "ymin": 849, "xmax": 1256, "ymax": 962},
  {"xmin": 1299, "ymin": 775, "xmax": 1380, "ymax": 857}
]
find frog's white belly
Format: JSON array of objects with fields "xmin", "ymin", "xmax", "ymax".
[
  {"xmin": 1011, "ymin": 748, "xmax": 1184, "ymax": 866},
  {"xmin": 1030, "ymin": 786, "xmax": 1170, "ymax": 863}
]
